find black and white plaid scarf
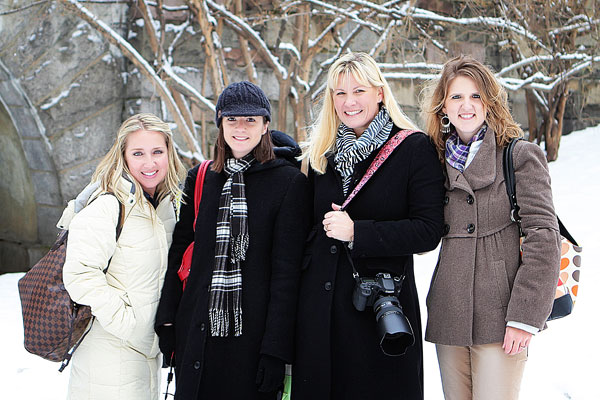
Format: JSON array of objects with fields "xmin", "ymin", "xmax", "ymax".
[
  {"xmin": 209, "ymin": 154, "xmax": 254, "ymax": 337},
  {"xmin": 334, "ymin": 106, "xmax": 393, "ymax": 195}
]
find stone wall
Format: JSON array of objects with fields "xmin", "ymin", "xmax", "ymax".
[{"xmin": 0, "ymin": 1, "xmax": 128, "ymax": 272}]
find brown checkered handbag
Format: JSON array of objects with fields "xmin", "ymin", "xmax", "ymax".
[{"xmin": 18, "ymin": 195, "xmax": 124, "ymax": 372}]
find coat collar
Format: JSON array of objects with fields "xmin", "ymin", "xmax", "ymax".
[
  {"xmin": 325, "ymin": 124, "xmax": 401, "ymax": 196},
  {"xmin": 446, "ymin": 127, "xmax": 498, "ymax": 192}
]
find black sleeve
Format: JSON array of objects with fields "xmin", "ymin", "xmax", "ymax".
[
  {"xmin": 260, "ymin": 171, "xmax": 311, "ymax": 362},
  {"xmin": 155, "ymin": 165, "xmax": 199, "ymax": 331},
  {"xmin": 352, "ymin": 135, "xmax": 445, "ymax": 257}
]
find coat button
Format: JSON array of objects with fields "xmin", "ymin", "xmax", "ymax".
[
  {"xmin": 330, "ymin": 245, "xmax": 338, "ymax": 254},
  {"xmin": 193, "ymin": 361, "xmax": 201, "ymax": 369},
  {"xmin": 443, "ymin": 196, "xmax": 449, "ymax": 205},
  {"xmin": 466, "ymin": 195, "xmax": 474, "ymax": 205},
  {"xmin": 443, "ymin": 224, "xmax": 450, "ymax": 235},
  {"xmin": 324, "ymin": 281, "xmax": 332, "ymax": 291},
  {"xmin": 467, "ymin": 223, "xmax": 475, "ymax": 233},
  {"xmin": 200, "ymin": 323, "xmax": 205, "ymax": 331}
]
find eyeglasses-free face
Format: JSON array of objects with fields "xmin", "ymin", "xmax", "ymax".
[
  {"xmin": 443, "ymin": 75, "xmax": 487, "ymax": 143},
  {"xmin": 222, "ymin": 116, "xmax": 269, "ymax": 159},
  {"xmin": 124, "ymin": 129, "xmax": 169, "ymax": 196},
  {"xmin": 333, "ymin": 73, "xmax": 383, "ymax": 136}
]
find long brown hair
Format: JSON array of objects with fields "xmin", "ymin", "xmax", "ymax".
[
  {"xmin": 422, "ymin": 55, "xmax": 523, "ymax": 163},
  {"xmin": 211, "ymin": 116, "xmax": 275, "ymax": 172}
]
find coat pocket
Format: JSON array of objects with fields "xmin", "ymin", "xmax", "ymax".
[
  {"xmin": 301, "ymin": 227, "xmax": 318, "ymax": 271},
  {"xmin": 491, "ymin": 260, "xmax": 511, "ymax": 307}
]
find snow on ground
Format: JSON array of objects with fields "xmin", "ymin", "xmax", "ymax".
[{"xmin": 2, "ymin": 125, "xmax": 599, "ymax": 399}]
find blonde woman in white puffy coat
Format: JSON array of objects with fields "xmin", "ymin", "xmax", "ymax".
[{"xmin": 60, "ymin": 113, "xmax": 186, "ymax": 400}]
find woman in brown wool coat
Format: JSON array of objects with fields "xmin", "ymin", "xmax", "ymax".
[{"xmin": 422, "ymin": 55, "xmax": 561, "ymax": 400}]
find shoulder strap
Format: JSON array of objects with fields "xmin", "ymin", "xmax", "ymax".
[
  {"xmin": 502, "ymin": 138, "xmax": 522, "ymax": 225},
  {"xmin": 88, "ymin": 192, "xmax": 125, "ymax": 241},
  {"xmin": 341, "ymin": 129, "xmax": 416, "ymax": 210},
  {"xmin": 193, "ymin": 160, "xmax": 212, "ymax": 231},
  {"xmin": 100, "ymin": 192, "xmax": 125, "ymax": 274}
]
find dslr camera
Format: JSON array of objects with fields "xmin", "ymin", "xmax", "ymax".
[{"xmin": 352, "ymin": 272, "xmax": 414, "ymax": 356}]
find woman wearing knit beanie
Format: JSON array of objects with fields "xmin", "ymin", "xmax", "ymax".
[{"xmin": 156, "ymin": 81, "xmax": 310, "ymax": 400}]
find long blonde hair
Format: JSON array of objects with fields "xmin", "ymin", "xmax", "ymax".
[
  {"xmin": 304, "ymin": 52, "xmax": 417, "ymax": 174},
  {"xmin": 91, "ymin": 113, "xmax": 186, "ymax": 205},
  {"xmin": 422, "ymin": 55, "xmax": 523, "ymax": 163}
]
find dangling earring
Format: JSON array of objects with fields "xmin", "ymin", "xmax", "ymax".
[{"xmin": 440, "ymin": 114, "xmax": 451, "ymax": 134}]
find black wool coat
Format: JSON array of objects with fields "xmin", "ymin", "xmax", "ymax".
[
  {"xmin": 156, "ymin": 155, "xmax": 310, "ymax": 400},
  {"xmin": 293, "ymin": 128, "xmax": 445, "ymax": 400}
]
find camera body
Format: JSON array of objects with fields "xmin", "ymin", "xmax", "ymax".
[
  {"xmin": 352, "ymin": 272, "xmax": 402, "ymax": 311},
  {"xmin": 352, "ymin": 272, "xmax": 414, "ymax": 356}
]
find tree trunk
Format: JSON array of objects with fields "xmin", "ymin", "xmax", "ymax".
[
  {"xmin": 546, "ymin": 88, "xmax": 568, "ymax": 162},
  {"xmin": 525, "ymin": 90, "xmax": 538, "ymax": 143}
]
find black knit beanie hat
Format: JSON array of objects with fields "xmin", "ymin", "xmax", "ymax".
[{"xmin": 215, "ymin": 81, "xmax": 271, "ymax": 127}]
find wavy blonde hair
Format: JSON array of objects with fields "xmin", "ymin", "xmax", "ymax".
[
  {"xmin": 421, "ymin": 55, "xmax": 523, "ymax": 163},
  {"xmin": 304, "ymin": 52, "xmax": 418, "ymax": 174},
  {"xmin": 92, "ymin": 113, "xmax": 186, "ymax": 206}
]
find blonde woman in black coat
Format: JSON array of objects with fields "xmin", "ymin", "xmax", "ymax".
[
  {"xmin": 155, "ymin": 82, "xmax": 310, "ymax": 400},
  {"xmin": 293, "ymin": 52, "xmax": 445, "ymax": 399}
]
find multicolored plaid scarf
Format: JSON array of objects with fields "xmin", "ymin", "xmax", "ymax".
[
  {"xmin": 445, "ymin": 124, "xmax": 487, "ymax": 172},
  {"xmin": 209, "ymin": 154, "xmax": 254, "ymax": 337},
  {"xmin": 334, "ymin": 106, "xmax": 393, "ymax": 195}
]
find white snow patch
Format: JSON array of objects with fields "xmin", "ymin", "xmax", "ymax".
[
  {"xmin": 40, "ymin": 83, "xmax": 80, "ymax": 110},
  {"xmin": 87, "ymin": 34, "xmax": 102, "ymax": 44},
  {"xmin": 135, "ymin": 19, "xmax": 144, "ymax": 28},
  {"xmin": 279, "ymin": 42, "xmax": 301, "ymax": 60},
  {"xmin": 165, "ymin": 23, "xmax": 187, "ymax": 34}
]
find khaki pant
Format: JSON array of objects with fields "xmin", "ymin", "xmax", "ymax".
[{"xmin": 436, "ymin": 343, "xmax": 527, "ymax": 400}]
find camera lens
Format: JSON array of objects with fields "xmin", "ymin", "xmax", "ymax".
[{"xmin": 373, "ymin": 296, "xmax": 414, "ymax": 356}]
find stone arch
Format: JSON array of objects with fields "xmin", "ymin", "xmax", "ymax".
[{"xmin": 0, "ymin": 60, "xmax": 62, "ymax": 273}]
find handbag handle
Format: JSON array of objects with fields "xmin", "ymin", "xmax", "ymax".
[
  {"xmin": 502, "ymin": 138, "xmax": 578, "ymax": 246},
  {"xmin": 192, "ymin": 160, "xmax": 212, "ymax": 231}
]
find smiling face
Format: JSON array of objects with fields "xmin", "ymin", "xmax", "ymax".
[
  {"xmin": 443, "ymin": 75, "xmax": 487, "ymax": 143},
  {"xmin": 223, "ymin": 116, "xmax": 269, "ymax": 159},
  {"xmin": 124, "ymin": 129, "xmax": 169, "ymax": 196},
  {"xmin": 332, "ymin": 73, "xmax": 383, "ymax": 136}
]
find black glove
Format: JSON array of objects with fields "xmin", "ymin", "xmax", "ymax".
[
  {"xmin": 158, "ymin": 324, "xmax": 176, "ymax": 367},
  {"xmin": 255, "ymin": 354, "xmax": 285, "ymax": 393}
]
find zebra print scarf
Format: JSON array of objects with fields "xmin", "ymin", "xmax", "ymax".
[
  {"xmin": 209, "ymin": 154, "xmax": 254, "ymax": 337},
  {"xmin": 334, "ymin": 106, "xmax": 393, "ymax": 195}
]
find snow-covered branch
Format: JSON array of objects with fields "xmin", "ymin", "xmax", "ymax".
[
  {"xmin": 304, "ymin": 0, "xmax": 383, "ymax": 33},
  {"xmin": 60, "ymin": 0, "xmax": 204, "ymax": 161},
  {"xmin": 206, "ymin": 0, "xmax": 288, "ymax": 80},
  {"xmin": 346, "ymin": 0, "xmax": 549, "ymax": 53}
]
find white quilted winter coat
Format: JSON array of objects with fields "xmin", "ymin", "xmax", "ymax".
[{"xmin": 61, "ymin": 177, "xmax": 176, "ymax": 400}]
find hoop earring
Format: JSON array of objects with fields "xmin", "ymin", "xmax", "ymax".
[{"xmin": 440, "ymin": 114, "xmax": 451, "ymax": 134}]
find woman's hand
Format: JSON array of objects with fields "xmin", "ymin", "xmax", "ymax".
[
  {"xmin": 502, "ymin": 326, "xmax": 532, "ymax": 355},
  {"xmin": 323, "ymin": 203, "xmax": 354, "ymax": 242}
]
